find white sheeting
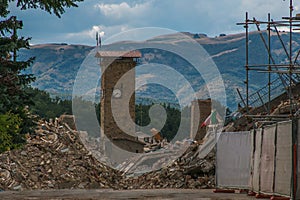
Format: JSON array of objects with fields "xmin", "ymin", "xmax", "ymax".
[
  {"xmin": 297, "ymin": 119, "xmax": 300, "ymax": 199},
  {"xmin": 253, "ymin": 128, "xmax": 263, "ymax": 192},
  {"xmin": 274, "ymin": 121, "xmax": 292, "ymax": 197},
  {"xmin": 249, "ymin": 129, "xmax": 255, "ymax": 190},
  {"xmin": 216, "ymin": 131, "xmax": 251, "ymax": 189},
  {"xmin": 260, "ymin": 124, "xmax": 276, "ymax": 194},
  {"xmin": 197, "ymin": 126, "xmax": 222, "ymax": 159}
]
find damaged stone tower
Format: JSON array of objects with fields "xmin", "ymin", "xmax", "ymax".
[
  {"xmin": 190, "ymin": 99, "xmax": 212, "ymax": 141},
  {"xmin": 96, "ymin": 51, "xmax": 145, "ymax": 153}
]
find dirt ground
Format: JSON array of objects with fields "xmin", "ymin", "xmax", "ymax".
[{"xmin": 0, "ymin": 189, "xmax": 256, "ymax": 200}]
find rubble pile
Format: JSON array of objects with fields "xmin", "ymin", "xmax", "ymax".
[
  {"xmin": 122, "ymin": 143, "xmax": 215, "ymax": 189},
  {"xmin": 224, "ymin": 97, "xmax": 300, "ymax": 132},
  {"xmin": 0, "ymin": 118, "xmax": 122, "ymax": 191},
  {"xmin": 224, "ymin": 115, "xmax": 253, "ymax": 132},
  {"xmin": 0, "ymin": 117, "xmax": 216, "ymax": 191},
  {"xmin": 271, "ymin": 99, "xmax": 300, "ymax": 115}
]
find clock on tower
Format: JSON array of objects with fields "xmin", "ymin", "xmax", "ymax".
[{"xmin": 112, "ymin": 88, "xmax": 122, "ymax": 99}]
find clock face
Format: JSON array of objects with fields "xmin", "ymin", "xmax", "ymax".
[{"xmin": 112, "ymin": 88, "xmax": 122, "ymax": 98}]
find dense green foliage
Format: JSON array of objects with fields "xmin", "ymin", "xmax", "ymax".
[
  {"xmin": 0, "ymin": 15, "xmax": 36, "ymax": 149},
  {"xmin": 0, "ymin": 0, "xmax": 83, "ymax": 152},
  {"xmin": 30, "ymin": 94, "xmax": 187, "ymax": 141},
  {"xmin": 135, "ymin": 103, "xmax": 191, "ymax": 141},
  {"xmin": 29, "ymin": 88, "xmax": 72, "ymax": 119},
  {"xmin": 18, "ymin": 87, "xmax": 192, "ymax": 142},
  {"xmin": 1, "ymin": 0, "xmax": 83, "ymax": 18},
  {"xmin": 0, "ymin": 112, "xmax": 23, "ymax": 152}
]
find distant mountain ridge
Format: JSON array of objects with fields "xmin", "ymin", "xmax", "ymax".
[{"xmin": 19, "ymin": 31, "xmax": 300, "ymax": 110}]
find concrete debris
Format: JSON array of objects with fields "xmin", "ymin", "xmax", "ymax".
[
  {"xmin": 224, "ymin": 97, "xmax": 300, "ymax": 132},
  {"xmin": 143, "ymin": 139, "xmax": 169, "ymax": 153},
  {"xmin": 150, "ymin": 128, "xmax": 163, "ymax": 142},
  {"xmin": 224, "ymin": 114, "xmax": 253, "ymax": 132},
  {"xmin": 58, "ymin": 115, "xmax": 77, "ymax": 130},
  {"xmin": 116, "ymin": 140, "xmax": 192, "ymax": 175},
  {"xmin": 0, "ymin": 117, "xmax": 216, "ymax": 191},
  {"xmin": 271, "ymin": 99, "xmax": 300, "ymax": 115},
  {"xmin": 121, "ymin": 143, "xmax": 215, "ymax": 189},
  {"xmin": 0, "ymin": 118, "xmax": 122, "ymax": 191}
]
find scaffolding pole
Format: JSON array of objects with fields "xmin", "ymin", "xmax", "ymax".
[
  {"xmin": 236, "ymin": 0, "xmax": 300, "ymax": 117},
  {"xmin": 268, "ymin": 13, "xmax": 271, "ymax": 114},
  {"xmin": 245, "ymin": 12, "xmax": 249, "ymax": 113}
]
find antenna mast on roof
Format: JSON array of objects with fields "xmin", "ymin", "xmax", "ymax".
[{"xmin": 96, "ymin": 32, "xmax": 102, "ymax": 49}]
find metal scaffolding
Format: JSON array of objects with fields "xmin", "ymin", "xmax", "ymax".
[{"xmin": 237, "ymin": 0, "xmax": 300, "ymax": 117}]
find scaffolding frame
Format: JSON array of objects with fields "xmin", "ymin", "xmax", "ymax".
[
  {"xmin": 236, "ymin": 2, "xmax": 300, "ymax": 199},
  {"xmin": 236, "ymin": 0, "xmax": 300, "ymax": 117}
]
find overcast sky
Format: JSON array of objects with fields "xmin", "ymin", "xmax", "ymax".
[{"xmin": 7, "ymin": 0, "xmax": 300, "ymax": 45}]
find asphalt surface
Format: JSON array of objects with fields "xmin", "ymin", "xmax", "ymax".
[{"xmin": 0, "ymin": 189, "xmax": 257, "ymax": 200}]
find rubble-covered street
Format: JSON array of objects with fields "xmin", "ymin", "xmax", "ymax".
[
  {"xmin": 0, "ymin": 117, "xmax": 216, "ymax": 191},
  {"xmin": 0, "ymin": 189, "xmax": 256, "ymax": 200}
]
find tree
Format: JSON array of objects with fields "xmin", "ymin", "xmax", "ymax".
[
  {"xmin": 28, "ymin": 88, "xmax": 72, "ymax": 119},
  {"xmin": 1, "ymin": 1, "xmax": 83, "ymax": 18},
  {"xmin": 0, "ymin": 112, "xmax": 22, "ymax": 152},
  {"xmin": 0, "ymin": 0, "xmax": 83, "ymax": 151},
  {"xmin": 135, "ymin": 103, "xmax": 182, "ymax": 142}
]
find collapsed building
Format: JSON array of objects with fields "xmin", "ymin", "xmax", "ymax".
[
  {"xmin": 4, "ymin": 3, "xmax": 300, "ymax": 198},
  {"xmin": 0, "ymin": 116, "xmax": 216, "ymax": 191}
]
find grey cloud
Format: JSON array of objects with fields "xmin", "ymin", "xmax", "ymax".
[{"xmin": 6, "ymin": 0, "xmax": 299, "ymax": 45}]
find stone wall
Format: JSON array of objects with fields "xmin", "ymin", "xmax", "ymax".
[
  {"xmin": 100, "ymin": 58, "xmax": 144, "ymax": 153},
  {"xmin": 190, "ymin": 99, "xmax": 212, "ymax": 141}
]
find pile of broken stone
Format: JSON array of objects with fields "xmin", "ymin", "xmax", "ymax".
[
  {"xmin": 0, "ymin": 117, "xmax": 215, "ymax": 191},
  {"xmin": 0, "ymin": 118, "xmax": 122, "ymax": 190},
  {"xmin": 122, "ymin": 146, "xmax": 215, "ymax": 189}
]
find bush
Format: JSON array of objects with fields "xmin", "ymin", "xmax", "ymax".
[{"xmin": 0, "ymin": 112, "xmax": 23, "ymax": 152}]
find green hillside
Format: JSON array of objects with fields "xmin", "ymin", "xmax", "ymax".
[{"xmin": 20, "ymin": 31, "xmax": 300, "ymax": 109}]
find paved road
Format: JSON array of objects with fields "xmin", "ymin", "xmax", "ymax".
[{"xmin": 0, "ymin": 189, "xmax": 256, "ymax": 200}]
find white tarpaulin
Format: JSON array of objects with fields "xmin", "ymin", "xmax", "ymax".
[
  {"xmin": 274, "ymin": 121, "xmax": 292, "ymax": 197},
  {"xmin": 297, "ymin": 119, "xmax": 300, "ymax": 199},
  {"xmin": 197, "ymin": 126, "xmax": 221, "ymax": 159},
  {"xmin": 253, "ymin": 128, "xmax": 263, "ymax": 192},
  {"xmin": 216, "ymin": 131, "xmax": 251, "ymax": 189},
  {"xmin": 260, "ymin": 124, "xmax": 276, "ymax": 194},
  {"xmin": 249, "ymin": 130, "xmax": 255, "ymax": 190}
]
